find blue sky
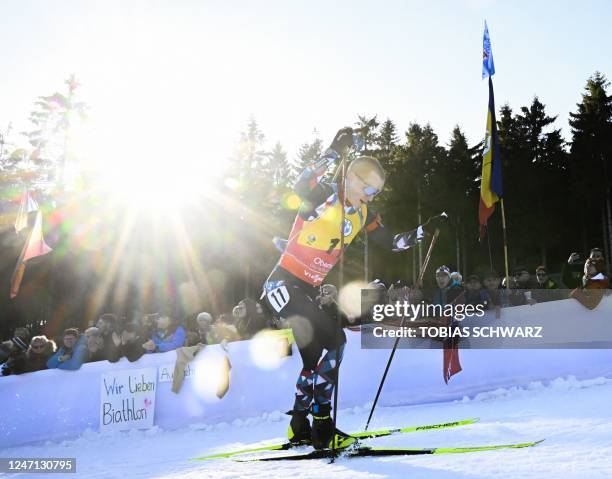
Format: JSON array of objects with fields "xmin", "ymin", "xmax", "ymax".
[{"xmin": 0, "ymin": 0, "xmax": 610, "ymax": 177}]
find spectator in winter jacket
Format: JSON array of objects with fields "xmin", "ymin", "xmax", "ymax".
[
  {"xmin": 194, "ymin": 312, "xmax": 214, "ymax": 344},
  {"xmin": 532, "ymin": 266, "xmax": 560, "ymax": 303},
  {"xmin": 515, "ymin": 267, "xmax": 533, "ymax": 289},
  {"xmin": 562, "ymin": 248, "xmax": 605, "ymax": 289},
  {"xmin": 450, "ymin": 271, "xmax": 463, "ymax": 288},
  {"xmin": 0, "ymin": 327, "xmax": 31, "ymax": 376},
  {"xmin": 138, "ymin": 313, "xmax": 156, "ymax": 341},
  {"xmin": 207, "ymin": 314, "xmax": 241, "ymax": 344},
  {"xmin": 232, "ymin": 298, "xmax": 271, "ymax": 339},
  {"xmin": 482, "ymin": 271, "xmax": 502, "ymax": 317},
  {"xmin": 504, "ymin": 267, "xmax": 535, "ymax": 306},
  {"xmin": 47, "ymin": 328, "xmax": 88, "ymax": 370},
  {"xmin": 464, "ymin": 275, "xmax": 487, "ymax": 307},
  {"xmin": 117, "ymin": 323, "xmax": 146, "ymax": 362},
  {"xmin": 570, "ymin": 258, "xmax": 610, "ymax": 310},
  {"xmin": 96, "ymin": 313, "xmax": 121, "ymax": 362},
  {"xmin": 184, "ymin": 331, "xmax": 201, "ymax": 347},
  {"xmin": 84, "ymin": 327, "xmax": 106, "ymax": 363},
  {"xmin": 432, "ymin": 266, "xmax": 464, "ymax": 307},
  {"xmin": 431, "ymin": 266, "xmax": 463, "ymax": 382},
  {"xmin": 23, "ymin": 336, "xmax": 56, "ymax": 373},
  {"xmin": 143, "ymin": 312, "xmax": 186, "ymax": 353}
]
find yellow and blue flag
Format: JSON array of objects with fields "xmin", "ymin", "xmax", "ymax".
[{"xmin": 479, "ymin": 24, "xmax": 502, "ymax": 239}]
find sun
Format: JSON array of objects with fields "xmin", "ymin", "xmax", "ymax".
[{"xmin": 70, "ymin": 107, "xmax": 228, "ymax": 214}]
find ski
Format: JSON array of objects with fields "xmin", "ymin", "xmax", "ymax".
[
  {"xmin": 193, "ymin": 417, "xmax": 479, "ymax": 460},
  {"xmin": 240, "ymin": 439, "xmax": 545, "ymax": 462}
]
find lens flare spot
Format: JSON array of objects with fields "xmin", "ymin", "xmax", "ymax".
[
  {"xmin": 283, "ymin": 193, "xmax": 301, "ymax": 210},
  {"xmin": 248, "ymin": 329, "xmax": 292, "ymax": 370},
  {"xmin": 287, "ymin": 314, "xmax": 312, "ymax": 347},
  {"xmin": 192, "ymin": 348, "xmax": 232, "ymax": 402},
  {"xmin": 224, "ymin": 177, "xmax": 240, "ymax": 192},
  {"xmin": 339, "ymin": 280, "xmax": 368, "ymax": 319}
]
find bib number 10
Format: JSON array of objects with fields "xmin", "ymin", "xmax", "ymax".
[{"xmin": 267, "ymin": 285, "xmax": 290, "ymax": 313}]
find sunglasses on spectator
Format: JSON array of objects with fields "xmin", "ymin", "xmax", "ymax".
[
  {"xmin": 536, "ymin": 272, "xmax": 547, "ymax": 277},
  {"xmin": 353, "ymin": 172, "xmax": 382, "ymax": 197},
  {"xmin": 31, "ymin": 344, "xmax": 45, "ymax": 350}
]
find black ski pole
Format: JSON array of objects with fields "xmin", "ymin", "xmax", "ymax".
[
  {"xmin": 330, "ymin": 147, "xmax": 349, "ymax": 462},
  {"xmin": 364, "ymin": 227, "xmax": 440, "ymax": 431}
]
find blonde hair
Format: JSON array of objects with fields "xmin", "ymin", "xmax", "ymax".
[
  {"xmin": 348, "ymin": 156, "xmax": 386, "ymax": 184},
  {"xmin": 29, "ymin": 335, "xmax": 56, "ymax": 353}
]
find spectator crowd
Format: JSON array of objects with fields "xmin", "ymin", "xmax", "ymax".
[{"xmin": 1, "ymin": 247, "xmax": 609, "ymax": 377}]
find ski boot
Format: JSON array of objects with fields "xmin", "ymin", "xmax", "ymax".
[
  {"xmin": 287, "ymin": 409, "xmax": 311, "ymax": 444},
  {"xmin": 310, "ymin": 403, "xmax": 335, "ymax": 450}
]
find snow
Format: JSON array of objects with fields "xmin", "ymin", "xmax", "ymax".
[{"xmin": 2, "ymin": 375, "xmax": 611, "ymax": 478}]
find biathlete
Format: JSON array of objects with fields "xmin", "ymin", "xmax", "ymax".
[{"xmin": 262, "ymin": 127, "xmax": 442, "ymax": 449}]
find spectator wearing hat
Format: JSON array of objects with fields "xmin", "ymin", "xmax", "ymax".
[
  {"xmin": 23, "ymin": 336, "xmax": 56, "ymax": 373},
  {"xmin": 194, "ymin": 312, "xmax": 214, "ymax": 344},
  {"xmin": 532, "ymin": 266, "xmax": 559, "ymax": 303},
  {"xmin": 432, "ymin": 266, "xmax": 464, "ymax": 307},
  {"xmin": 464, "ymin": 275, "xmax": 487, "ymax": 307},
  {"xmin": 570, "ymin": 258, "xmax": 609, "ymax": 310},
  {"xmin": 0, "ymin": 327, "xmax": 31, "ymax": 376},
  {"xmin": 47, "ymin": 328, "xmax": 88, "ymax": 370},
  {"xmin": 431, "ymin": 266, "xmax": 463, "ymax": 383},
  {"xmin": 450, "ymin": 271, "xmax": 463, "ymax": 288}
]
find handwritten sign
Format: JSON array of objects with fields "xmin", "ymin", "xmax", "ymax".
[
  {"xmin": 157, "ymin": 363, "xmax": 194, "ymax": 383},
  {"xmin": 100, "ymin": 368, "xmax": 157, "ymax": 431}
]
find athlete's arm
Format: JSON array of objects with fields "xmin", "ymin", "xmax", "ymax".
[
  {"xmin": 293, "ymin": 149, "xmax": 338, "ymax": 201},
  {"xmin": 365, "ymin": 209, "xmax": 425, "ymax": 252},
  {"xmin": 293, "ymin": 127, "xmax": 358, "ymax": 202}
]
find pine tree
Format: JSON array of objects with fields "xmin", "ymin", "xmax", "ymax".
[
  {"xmin": 20, "ymin": 75, "xmax": 87, "ymax": 190},
  {"xmin": 568, "ymin": 72, "xmax": 612, "ymax": 267},
  {"xmin": 375, "ymin": 118, "xmax": 399, "ymax": 170},
  {"xmin": 445, "ymin": 126, "xmax": 482, "ymax": 273},
  {"xmin": 268, "ymin": 142, "xmax": 290, "ymax": 188},
  {"xmin": 497, "ymin": 97, "xmax": 569, "ymax": 267},
  {"xmin": 355, "ymin": 115, "xmax": 379, "ymax": 153},
  {"xmin": 294, "ymin": 137, "xmax": 324, "ymax": 177}
]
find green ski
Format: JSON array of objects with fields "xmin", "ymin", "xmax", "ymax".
[
  {"xmin": 240, "ymin": 439, "xmax": 545, "ymax": 461},
  {"xmin": 193, "ymin": 417, "xmax": 479, "ymax": 460}
]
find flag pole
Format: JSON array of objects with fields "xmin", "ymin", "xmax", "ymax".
[
  {"xmin": 486, "ymin": 225, "xmax": 494, "ymax": 272},
  {"xmin": 500, "ymin": 199, "xmax": 510, "ymax": 289}
]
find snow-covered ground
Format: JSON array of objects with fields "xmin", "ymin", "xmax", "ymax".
[{"xmin": 2, "ymin": 375, "xmax": 611, "ymax": 479}]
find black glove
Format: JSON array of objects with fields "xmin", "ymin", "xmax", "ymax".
[
  {"xmin": 422, "ymin": 212, "xmax": 448, "ymax": 234},
  {"xmin": 330, "ymin": 127, "xmax": 354, "ymax": 153}
]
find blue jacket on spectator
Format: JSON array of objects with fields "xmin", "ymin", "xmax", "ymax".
[
  {"xmin": 150, "ymin": 325, "xmax": 186, "ymax": 353},
  {"xmin": 47, "ymin": 336, "xmax": 88, "ymax": 370}
]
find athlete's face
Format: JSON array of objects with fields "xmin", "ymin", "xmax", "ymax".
[{"xmin": 346, "ymin": 170, "xmax": 384, "ymax": 207}]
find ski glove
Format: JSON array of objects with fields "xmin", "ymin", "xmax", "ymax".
[
  {"xmin": 330, "ymin": 127, "xmax": 356, "ymax": 154},
  {"xmin": 392, "ymin": 228, "xmax": 424, "ymax": 251},
  {"xmin": 422, "ymin": 212, "xmax": 448, "ymax": 234}
]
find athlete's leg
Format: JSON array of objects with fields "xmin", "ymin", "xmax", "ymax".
[
  {"xmin": 313, "ymin": 344, "xmax": 345, "ymax": 406},
  {"xmin": 263, "ymin": 280, "xmax": 330, "ymax": 442}
]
